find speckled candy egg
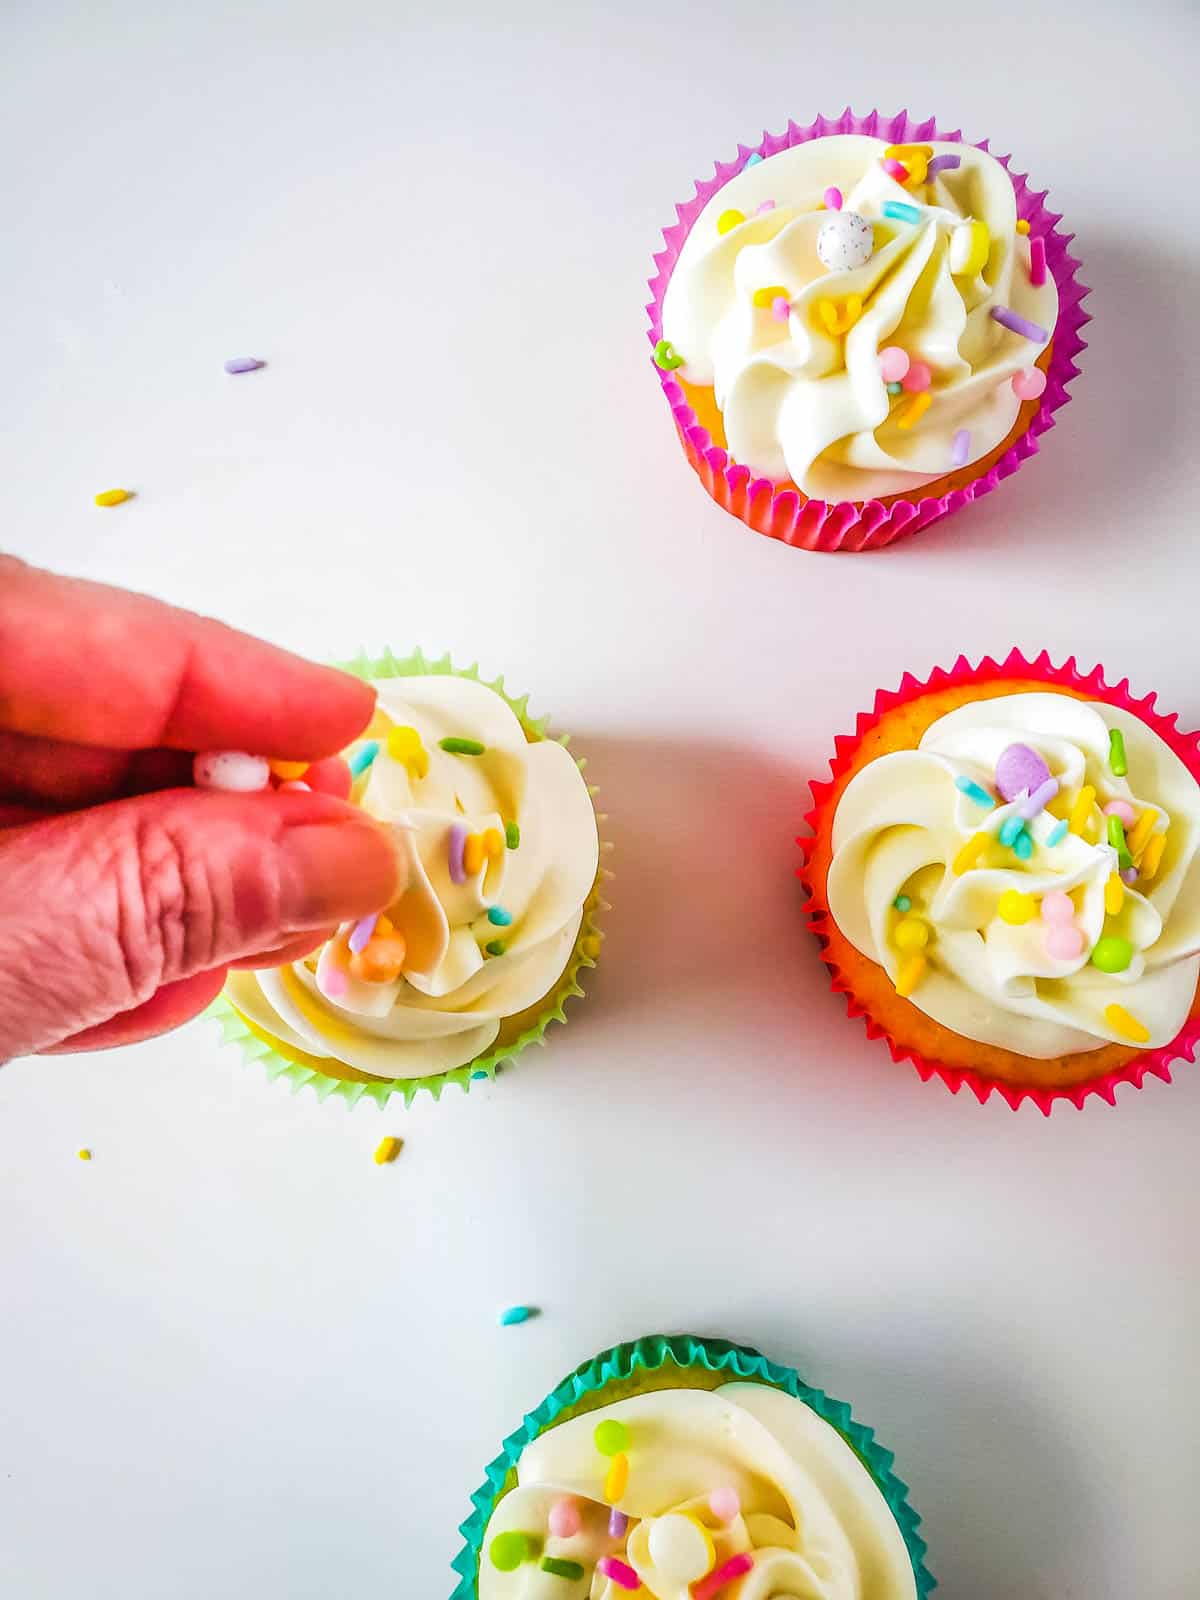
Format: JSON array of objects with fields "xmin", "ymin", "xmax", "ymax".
[
  {"xmin": 995, "ymin": 742, "xmax": 1051, "ymax": 804},
  {"xmin": 192, "ymin": 750, "xmax": 271, "ymax": 792},
  {"xmin": 816, "ymin": 210, "xmax": 874, "ymax": 271}
]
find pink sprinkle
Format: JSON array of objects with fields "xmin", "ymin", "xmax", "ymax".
[
  {"xmin": 608, "ymin": 1508, "xmax": 629, "ymax": 1538},
  {"xmin": 1104, "ymin": 800, "xmax": 1136, "ymax": 825},
  {"xmin": 709, "ymin": 1486, "xmax": 740, "ymax": 1522},
  {"xmin": 878, "ymin": 345, "xmax": 910, "ymax": 383},
  {"xmin": 448, "ymin": 822, "xmax": 468, "ymax": 884},
  {"xmin": 771, "ymin": 296, "xmax": 791, "ymax": 322},
  {"xmin": 951, "ymin": 429, "xmax": 970, "ymax": 467},
  {"xmin": 348, "ymin": 914, "xmax": 377, "ymax": 954},
  {"xmin": 823, "ymin": 186, "xmax": 843, "ymax": 211},
  {"xmin": 754, "ymin": 199, "xmax": 776, "ymax": 214},
  {"xmin": 1046, "ymin": 924, "xmax": 1085, "ymax": 961},
  {"xmin": 597, "ymin": 1556, "xmax": 640, "ymax": 1591},
  {"xmin": 882, "ymin": 157, "xmax": 909, "ymax": 181},
  {"xmin": 321, "ymin": 967, "xmax": 349, "ymax": 1000},
  {"xmin": 1029, "ymin": 236, "xmax": 1047, "ymax": 287},
  {"xmin": 1121, "ymin": 867, "xmax": 1139, "ymax": 886},
  {"xmin": 694, "ymin": 1553, "xmax": 755, "ymax": 1600},
  {"xmin": 548, "ymin": 1497, "xmax": 581, "ymax": 1539},
  {"xmin": 1041, "ymin": 891, "xmax": 1075, "ymax": 925},
  {"xmin": 901, "ymin": 360, "xmax": 931, "ymax": 393},
  {"xmin": 1012, "ymin": 368, "xmax": 1047, "ymax": 401}
]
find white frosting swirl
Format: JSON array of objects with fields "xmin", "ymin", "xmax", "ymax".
[
  {"xmin": 479, "ymin": 1385, "xmax": 917, "ymax": 1599},
  {"xmin": 661, "ymin": 136, "xmax": 1059, "ymax": 500},
  {"xmin": 227, "ymin": 675, "xmax": 598, "ymax": 1078},
  {"xmin": 828, "ymin": 694, "xmax": 1200, "ymax": 1058}
]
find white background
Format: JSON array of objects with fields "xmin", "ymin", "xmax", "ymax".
[{"xmin": 2, "ymin": 2, "xmax": 1198, "ymax": 1595}]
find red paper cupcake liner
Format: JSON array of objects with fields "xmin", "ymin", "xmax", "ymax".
[
  {"xmin": 647, "ymin": 110, "xmax": 1090, "ymax": 553},
  {"xmin": 797, "ymin": 650, "xmax": 1200, "ymax": 1112}
]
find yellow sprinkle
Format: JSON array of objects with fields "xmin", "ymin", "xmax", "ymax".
[
  {"xmin": 1105, "ymin": 1004, "xmax": 1150, "ymax": 1044},
  {"xmin": 1140, "ymin": 830, "xmax": 1167, "ymax": 880},
  {"xmin": 895, "ymin": 953, "xmax": 927, "ymax": 998},
  {"xmin": 885, "ymin": 143, "xmax": 932, "ymax": 184},
  {"xmin": 950, "ymin": 218, "xmax": 990, "ymax": 276},
  {"xmin": 373, "ymin": 1136, "xmax": 403, "ymax": 1165},
  {"xmin": 1127, "ymin": 810, "xmax": 1157, "ymax": 859},
  {"xmin": 953, "ymin": 832, "xmax": 990, "ymax": 875},
  {"xmin": 268, "ymin": 758, "xmax": 309, "ymax": 781},
  {"xmin": 386, "ymin": 725, "xmax": 430, "ymax": 779},
  {"xmin": 94, "ymin": 488, "xmax": 132, "ymax": 507},
  {"xmin": 482, "ymin": 827, "xmax": 504, "ymax": 860},
  {"xmin": 752, "ymin": 284, "xmax": 789, "ymax": 307},
  {"xmin": 997, "ymin": 889, "xmax": 1036, "ymax": 925},
  {"xmin": 463, "ymin": 833, "xmax": 485, "ymax": 875},
  {"xmin": 717, "ymin": 209, "xmax": 745, "ymax": 235},
  {"xmin": 897, "ymin": 392, "xmax": 932, "ymax": 430},
  {"xmin": 816, "ymin": 294, "xmax": 863, "ymax": 336},
  {"xmin": 605, "ymin": 1451, "xmax": 629, "ymax": 1501},
  {"xmin": 893, "ymin": 917, "xmax": 929, "ymax": 951},
  {"xmin": 77, "ymin": 1148, "xmax": 92, "ymax": 1161},
  {"xmin": 1104, "ymin": 873, "xmax": 1125, "ymax": 917},
  {"xmin": 1068, "ymin": 784, "xmax": 1096, "ymax": 836},
  {"xmin": 1016, "ymin": 219, "xmax": 1031, "ymax": 235}
]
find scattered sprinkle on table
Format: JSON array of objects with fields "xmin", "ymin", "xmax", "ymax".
[
  {"xmin": 224, "ymin": 356, "xmax": 266, "ymax": 374},
  {"xmin": 94, "ymin": 488, "xmax": 132, "ymax": 507},
  {"xmin": 373, "ymin": 1136, "xmax": 403, "ymax": 1165},
  {"xmin": 439, "ymin": 737, "xmax": 485, "ymax": 756},
  {"xmin": 77, "ymin": 1148, "xmax": 92, "ymax": 1161},
  {"xmin": 499, "ymin": 1304, "xmax": 538, "ymax": 1326},
  {"xmin": 990, "ymin": 306, "xmax": 1047, "ymax": 343}
]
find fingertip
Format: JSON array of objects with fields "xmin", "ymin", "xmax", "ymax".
[{"xmin": 41, "ymin": 968, "xmax": 228, "ymax": 1053}]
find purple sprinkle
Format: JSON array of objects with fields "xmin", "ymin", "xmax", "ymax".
[
  {"xmin": 348, "ymin": 914, "xmax": 377, "ymax": 954},
  {"xmin": 951, "ymin": 428, "xmax": 970, "ymax": 468},
  {"xmin": 224, "ymin": 356, "xmax": 266, "ymax": 374},
  {"xmin": 1121, "ymin": 867, "xmax": 1139, "ymax": 886},
  {"xmin": 1017, "ymin": 776, "xmax": 1059, "ymax": 820},
  {"xmin": 926, "ymin": 154, "xmax": 962, "ymax": 177},
  {"xmin": 990, "ymin": 306, "xmax": 1047, "ymax": 344},
  {"xmin": 608, "ymin": 1508, "xmax": 629, "ymax": 1538},
  {"xmin": 448, "ymin": 822, "xmax": 468, "ymax": 885}
]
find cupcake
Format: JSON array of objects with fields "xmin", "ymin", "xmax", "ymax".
[
  {"xmin": 649, "ymin": 111, "xmax": 1088, "ymax": 552},
  {"xmin": 455, "ymin": 1334, "xmax": 933, "ymax": 1598},
  {"xmin": 801, "ymin": 652, "xmax": 1200, "ymax": 1111},
  {"xmin": 212, "ymin": 651, "xmax": 605, "ymax": 1106}
]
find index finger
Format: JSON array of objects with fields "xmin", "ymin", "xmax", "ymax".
[{"xmin": 0, "ymin": 557, "xmax": 376, "ymax": 757}]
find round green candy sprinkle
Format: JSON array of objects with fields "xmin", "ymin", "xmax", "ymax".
[
  {"xmin": 490, "ymin": 1531, "xmax": 536, "ymax": 1572},
  {"xmin": 594, "ymin": 1419, "xmax": 630, "ymax": 1457},
  {"xmin": 893, "ymin": 895, "xmax": 912, "ymax": 912},
  {"xmin": 485, "ymin": 938, "xmax": 507, "ymax": 957},
  {"xmin": 1091, "ymin": 935, "xmax": 1134, "ymax": 974},
  {"xmin": 887, "ymin": 380, "xmax": 903, "ymax": 395},
  {"xmin": 505, "ymin": 820, "xmax": 521, "ymax": 850},
  {"xmin": 440, "ymin": 736, "xmax": 485, "ymax": 756},
  {"xmin": 487, "ymin": 905, "xmax": 513, "ymax": 926},
  {"xmin": 541, "ymin": 1558, "xmax": 585, "ymax": 1580}
]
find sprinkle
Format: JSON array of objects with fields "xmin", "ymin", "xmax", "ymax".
[
  {"xmin": 608, "ymin": 1508, "xmax": 629, "ymax": 1538},
  {"xmin": 710, "ymin": 1487, "xmax": 740, "ymax": 1522},
  {"xmin": 882, "ymin": 157, "xmax": 909, "ymax": 181},
  {"xmin": 483, "ymin": 827, "xmax": 504, "ymax": 859},
  {"xmin": 373, "ymin": 1136, "xmax": 402, "ymax": 1165},
  {"xmin": 754, "ymin": 199, "xmax": 776, "ymax": 214},
  {"xmin": 505, "ymin": 820, "xmax": 521, "ymax": 850},
  {"xmin": 1017, "ymin": 776, "xmax": 1059, "ymax": 820},
  {"xmin": 771, "ymin": 296, "xmax": 791, "ymax": 322},
  {"xmin": 78, "ymin": 1149, "xmax": 92, "ymax": 1161},
  {"xmin": 193, "ymin": 751, "xmax": 271, "ymax": 792},
  {"xmin": 887, "ymin": 381, "xmax": 903, "ymax": 395},
  {"xmin": 717, "ymin": 209, "xmax": 745, "ymax": 234},
  {"xmin": 94, "ymin": 488, "xmax": 133, "ymax": 506},
  {"xmin": 464, "ymin": 833, "xmax": 485, "ymax": 875},
  {"xmin": 1013, "ymin": 828, "xmax": 1033, "ymax": 861},
  {"xmin": 953, "ymin": 832, "xmax": 990, "ymax": 874},
  {"xmin": 1029, "ymin": 236, "xmax": 1047, "ymax": 287},
  {"xmin": 1046, "ymin": 818, "xmax": 1070, "ymax": 847},
  {"xmin": 1121, "ymin": 866, "xmax": 1140, "ymax": 886},
  {"xmin": 1140, "ymin": 830, "xmax": 1167, "ymax": 879},
  {"xmin": 605, "ymin": 1451, "xmax": 630, "ymax": 1502},
  {"xmin": 268, "ymin": 758, "xmax": 310, "ymax": 781},
  {"xmin": 490, "ymin": 1531, "xmax": 538, "ymax": 1572},
  {"xmin": 448, "ymin": 822, "xmax": 468, "ymax": 884},
  {"xmin": 653, "ymin": 339, "xmax": 684, "ymax": 371},
  {"xmin": 485, "ymin": 907, "xmax": 513, "ymax": 929},
  {"xmin": 1104, "ymin": 800, "xmax": 1136, "ymax": 825},
  {"xmin": 485, "ymin": 939, "xmax": 507, "ymax": 957},
  {"xmin": 1012, "ymin": 368, "xmax": 1047, "ymax": 401},
  {"xmin": 1105, "ymin": 873, "xmax": 1125, "ymax": 917},
  {"xmin": 1127, "ymin": 810, "xmax": 1157, "ymax": 858},
  {"xmin": 440, "ymin": 736, "xmax": 485, "ymax": 756},
  {"xmin": 594, "ymin": 1420, "xmax": 629, "ymax": 1456},
  {"xmin": 224, "ymin": 356, "xmax": 265, "ymax": 374},
  {"xmin": 950, "ymin": 219, "xmax": 990, "ymax": 276},
  {"xmin": 499, "ymin": 1305, "xmax": 538, "ymax": 1325},
  {"xmin": 547, "ymin": 1498, "xmax": 581, "ymax": 1540},
  {"xmin": 817, "ymin": 294, "xmax": 863, "ymax": 336},
  {"xmin": 1041, "ymin": 891, "xmax": 1075, "ymax": 924},
  {"xmin": 901, "ymin": 360, "xmax": 931, "ymax": 393},
  {"xmin": 1092, "ymin": 935, "xmax": 1134, "ymax": 974},
  {"xmin": 813, "ymin": 212, "xmax": 871, "ymax": 275},
  {"xmin": 990, "ymin": 306, "xmax": 1047, "ymax": 343},
  {"xmin": 1107, "ymin": 815, "xmax": 1132, "ymax": 868},
  {"xmin": 1068, "ymin": 785, "xmax": 1096, "ymax": 836},
  {"xmin": 999, "ymin": 815, "xmax": 1025, "ymax": 848},
  {"xmin": 1105, "ymin": 1003, "xmax": 1150, "ymax": 1044},
  {"xmin": 387, "ymin": 725, "xmax": 430, "ymax": 778},
  {"xmin": 885, "ymin": 143, "xmax": 931, "ymax": 183},
  {"xmin": 951, "ymin": 428, "xmax": 971, "ymax": 467},
  {"xmin": 893, "ymin": 894, "xmax": 912, "ymax": 912},
  {"xmin": 1046, "ymin": 923, "xmax": 1084, "ymax": 961},
  {"xmin": 997, "ymin": 889, "xmax": 1036, "ymax": 925},
  {"xmin": 895, "ymin": 953, "xmax": 926, "ymax": 998},
  {"xmin": 745, "ymin": 152, "xmax": 763, "ymax": 167},
  {"xmin": 348, "ymin": 740, "xmax": 379, "ymax": 777},
  {"xmin": 320, "ymin": 966, "xmax": 349, "ymax": 1000},
  {"xmin": 996, "ymin": 742, "xmax": 1051, "ymax": 802},
  {"xmin": 878, "ymin": 346, "xmax": 910, "ymax": 382},
  {"xmin": 1108, "ymin": 728, "xmax": 1128, "ymax": 777},
  {"xmin": 1016, "ymin": 218, "xmax": 1031, "ymax": 235},
  {"xmin": 882, "ymin": 200, "xmax": 922, "ymax": 223},
  {"xmin": 349, "ymin": 914, "xmax": 378, "ymax": 954},
  {"xmin": 823, "ymin": 185, "xmax": 843, "ymax": 210},
  {"xmin": 894, "ymin": 917, "xmax": 929, "ymax": 951},
  {"xmin": 926, "ymin": 154, "xmax": 962, "ymax": 178},
  {"xmin": 896, "ymin": 392, "xmax": 931, "ymax": 429},
  {"xmin": 540, "ymin": 1558, "xmax": 584, "ymax": 1580},
  {"xmin": 752, "ymin": 284, "xmax": 790, "ymax": 307},
  {"xmin": 694, "ymin": 1553, "xmax": 755, "ymax": 1600},
  {"xmin": 597, "ymin": 1557, "xmax": 640, "ymax": 1591}
]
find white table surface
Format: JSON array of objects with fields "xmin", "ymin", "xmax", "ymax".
[{"xmin": 3, "ymin": 2, "xmax": 1198, "ymax": 1595}]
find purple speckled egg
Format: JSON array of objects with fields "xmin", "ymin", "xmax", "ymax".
[{"xmin": 995, "ymin": 742, "xmax": 1051, "ymax": 803}]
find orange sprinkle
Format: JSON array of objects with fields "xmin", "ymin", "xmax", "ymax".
[
  {"xmin": 895, "ymin": 954, "xmax": 927, "ymax": 998},
  {"xmin": 1016, "ymin": 219, "xmax": 1031, "ymax": 235},
  {"xmin": 269, "ymin": 758, "xmax": 309, "ymax": 781},
  {"xmin": 1139, "ymin": 831, "xmax": 1167, "ymax": 879},
  {"xmin": 463, "ymin": 833, "xmax": 485, "ymax": 875},
  {"xmin": 897, "ymin": 392, "xmax": 932, "ymax": 430},
  {"xmin": 1127, "ymin": 810, "xmax": 1157, "ymax": 859}
]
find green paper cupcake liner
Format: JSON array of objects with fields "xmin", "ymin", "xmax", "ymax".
[
  {"xmin": 207, "ymin": 647, "xmax": 610, "ymax": 1108},
  {"xmin": 451, "ymin": 1332, "xmax": 935, "ymax": 1598}
]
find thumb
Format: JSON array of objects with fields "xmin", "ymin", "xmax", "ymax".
[{"xmin": 0, "ymin": 788, "xmax": 400, "ymax": 1060}]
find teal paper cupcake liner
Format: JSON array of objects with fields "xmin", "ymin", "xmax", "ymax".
[
  {"xmin": 451, "ymin": 1332, "xmax": 935, "ymax": 1598},
  {"xmin": 207, "ymin": 647, "xmax": 610, "ymax": 1108}
]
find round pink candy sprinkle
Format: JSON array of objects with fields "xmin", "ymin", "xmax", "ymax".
[
  {"xmin": 823, "ymin": 186, "xmax": 843, "ymax": 211},
  {"xmin": 771, "ymin": 296, "xmax": 791, "ymax": 322},
  {"xmin": 548, "ymin": 1497, "xmax": 581, "ymax": 1539},
  {"xmin": 1104, "ymin": 800, "xmax": 1136, "ymax": 824},
  {"xmin": 1045, "ymin": 924, "xmax": 1085, "ymax": 961},
  {"xmin": 901, "ymin": 360, "xmax": 932, "ymax": 393},
  {"xmin": 1041, "ymin": 891, "xmax": 1075, "ymax": 925},
  {"xmin": 1012, "ymin": 367, "xmax": 1048, "ymax": 401},
  {"xmin": 878, "ymin": 346, "xmax": 910, "ymax": 383},
  {"xmin": 710, "ymin": 1486, "xmax": 740, "ymax": 1522},
  {"xmin": 754, "ymin": 199, "xmax": 776, "ymax": 214}
]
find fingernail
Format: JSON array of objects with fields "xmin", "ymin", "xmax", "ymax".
[{"xmin": 279, "ymin": 817, "xmax": 400, "ymax": 928}]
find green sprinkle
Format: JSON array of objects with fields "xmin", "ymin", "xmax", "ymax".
[
  {"xmin": 490, "ymin": 1531, "xmax": 537, "ymax": 1572},
  {"xmin": 893, "ymin": 895, "xmax": 911, "ymax": 912},
  {"xmin": 487, "ymin": 906, "xmax": 513, "ymax": 926},
  {"xmin": 653, "ymin": 337, "xmax": 684, "ymax": 371},
  {"xmin": 1107, "ymin": 814, "xmax": 1132, "ymax": 868},
  {"xmin": 505, "ymin": 820, "xmax": 521, "ymax": 849},
  {"xmin": 1091, "ymin": 935, "xmax": 1134, "ymax": 974},
  {"xmin": 439, "ymin": 737, "xmax": 485, "ymax": 756},
  {"xmin": 485, "ymin": 938, "xmax": 507, "ymax": 957},
  {"xmin": 1109, "ymin": 728, "xmax": 1128, "ymax": 777},
  {"xmin": 887, "ymin": 380, "xmax": 903, "ymax": 395},
  {"xmin": 499, "ymin": 1304, "xmax": 538, "ymax": 1325},
  {"xmin": 540, "ymin": 1558, "xmax": 585, "ymax": 1580},
  {"xmin": 594, "ymin": 1419, "xmax": 630, "ymax": 1457}
]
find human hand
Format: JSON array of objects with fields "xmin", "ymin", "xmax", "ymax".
[{"xmin": 0, "ymin": 557, "xmax": 400, "ymax": 1060}]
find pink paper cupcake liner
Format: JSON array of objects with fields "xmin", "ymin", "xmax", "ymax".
[
  {"xmin": 797, "ymin": 650, "xmax": 1200, "ymax": 1112},
  {"xmin": 647, "ymin": 110, "xmax": 1090, "ymax": 553}
]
